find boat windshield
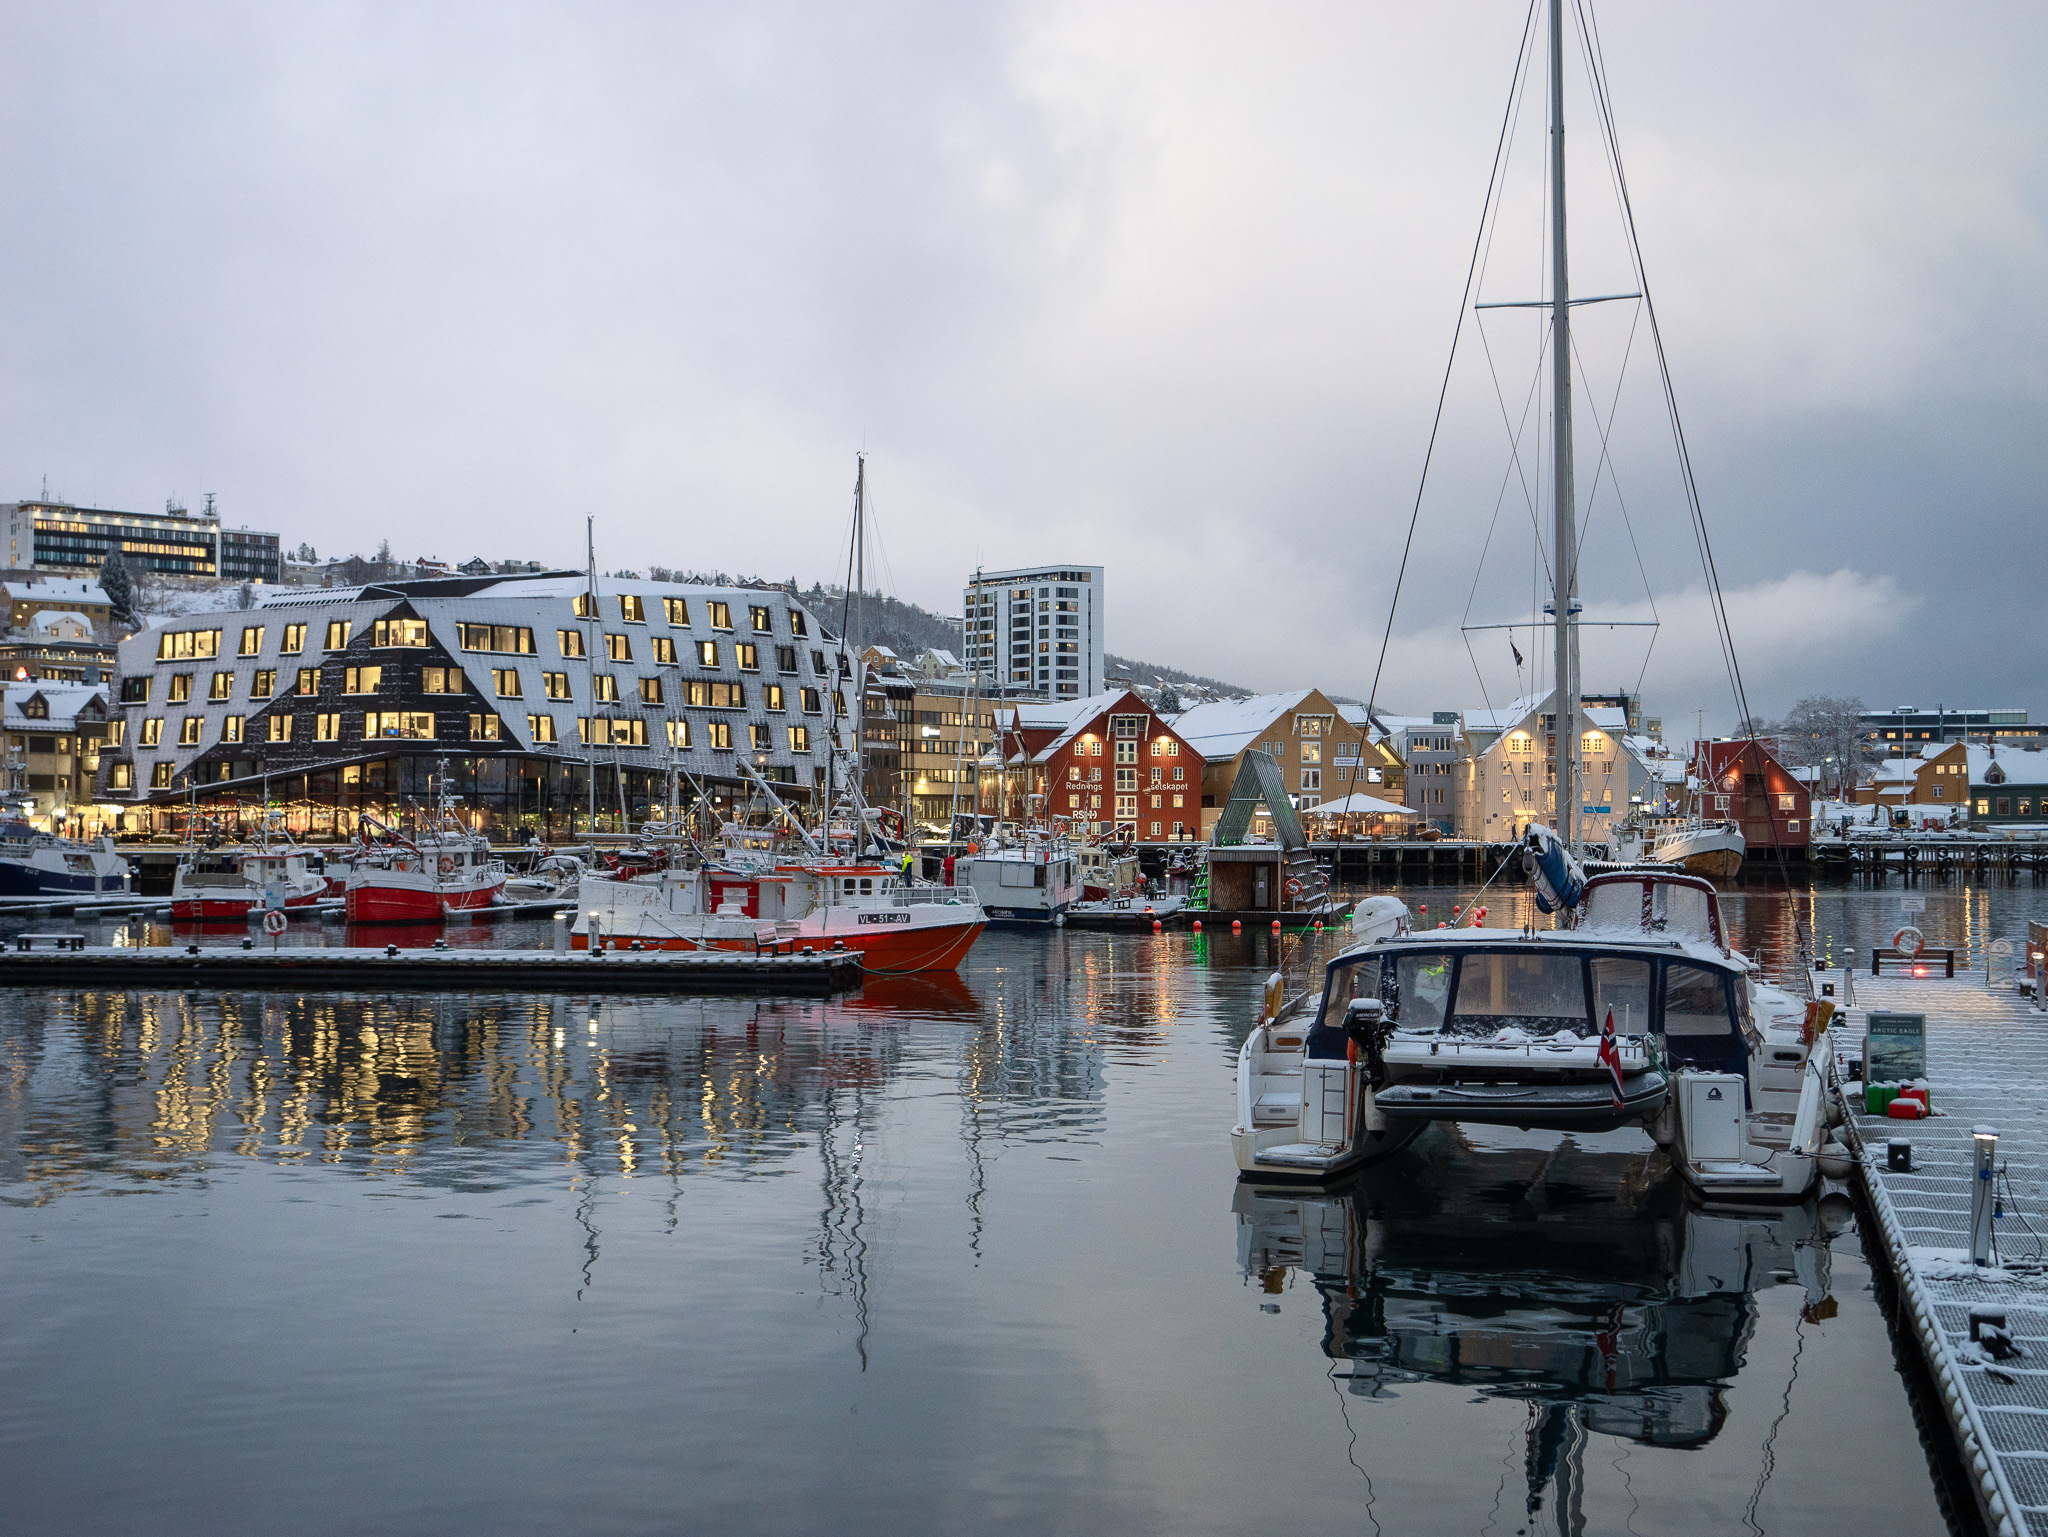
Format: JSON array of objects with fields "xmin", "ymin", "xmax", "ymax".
[{"xmin": 1448, "ymin": 951, "xmax": 1589, "ymax": 1039}]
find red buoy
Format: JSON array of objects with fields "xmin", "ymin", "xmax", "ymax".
[
  {"xmin": 1152, "ymin": 920, "xmax": 1162, "ymax": 932},
  {"xmin": 1271, "ymin": 919, "xmax": 1282, "ymax": 933},
  {"xmin": 1193, "ymin": 920, "xmax": 1202, "ymax": 931},
  {"xmin": 1231, "ymin": 920, "xmax": 1242, "ymax": 932}
]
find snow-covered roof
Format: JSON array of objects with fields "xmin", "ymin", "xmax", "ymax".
[
  {"xmin": 3, "ymin": 681, "xmax": 108, "ymax": 731},
  {"xmin": 4, "ymin": 578, "xmax": 109, "ymax": 607},
  {"xmin": 1459, "ymin": 689, "xmax": 1551, "ymax": 735},
  {"xmin": 1969, "ymin": 745, "xmax": 2048, "ymax": 787},
  {"xmin": 28, "ymin": 610, "xmax": 93, "ymax": 636},
  {"xmin": 1167, "ymin": 690, "xmax": 1316, "ymax": 760}
]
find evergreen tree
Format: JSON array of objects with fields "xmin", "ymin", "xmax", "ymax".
[
  {"xmin": 1157, "ymin": 682, "xmax": 1184, "ymax": 714},
  {"xmin": 99, "ymin": 553, "xmax": 137, "ymax": 630}
]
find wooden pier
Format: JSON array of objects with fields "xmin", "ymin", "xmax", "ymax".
[
  {"xmin": 0, "ymin": 944, "xmax": 864, "ymax": 995},
  {"xmin": 1812, "ymin": 836, "xmax": 2048, "ymax": 880}
]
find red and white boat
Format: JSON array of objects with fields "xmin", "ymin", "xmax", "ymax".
[
  {"xmin": 169, "ymin": 840, "xmax": 327, "ymax": 921},
  {"xmin": 572, "ymin": 856, "xmax": 986, "ymax": 973},
  {"xmin": 345, "ymin": 811, "xmax": 506, "ymax": 923},
  {"xmin": 1075, "ymin": 842, "xmax": 1143, "ymax": 903}
]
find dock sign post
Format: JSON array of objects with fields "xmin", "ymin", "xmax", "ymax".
[{"xmin": 1865, "ymin": 1011, "xmax": 1927, "ymax": 1084}]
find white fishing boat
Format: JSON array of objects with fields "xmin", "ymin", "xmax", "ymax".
[
  {"xmin": 955, "ymin": 826, "xmax": 1080, "ymax": 929},
  {"xmin": 1650, "ymin": 819, "xmax": 1745, "ymax": 880}
]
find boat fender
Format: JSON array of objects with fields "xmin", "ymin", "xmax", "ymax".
[
  {"xmin": 1817, "ymin": 1140, "xmax": 1855, "ymax": 1180},
  {"xmin": 1893, "ymin": 925, "xmax": 1924, "ymax": 959}
]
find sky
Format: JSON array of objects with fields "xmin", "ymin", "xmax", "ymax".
[{"xmin": 1, "ymin": 2, "xmax": 2041, "ymax": 730}]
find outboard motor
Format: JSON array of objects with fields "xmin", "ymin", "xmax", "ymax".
[{"xmin": 1522, "ymin": 824, "xmax": 1586, "ymax": 915}]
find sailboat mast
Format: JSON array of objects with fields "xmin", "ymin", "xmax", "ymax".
[
  {"xmin": 1547, "ymin": 0, "xmax": 1579, "ymax": 850},
  {"xmin": 585, "ymin": 514, "xmax": 599, "ymax": 836}
]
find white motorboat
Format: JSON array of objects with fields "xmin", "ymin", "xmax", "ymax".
[
  {"xmin": 1232, "ymin": 852, "xmax": 1851, "ymax": 1199},
  {"xmin": 1649, "ymin": 819, "xmax": 1746, "ymax": 880}
]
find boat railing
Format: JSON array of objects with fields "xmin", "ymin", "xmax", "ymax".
[{"xmin": 886, "ymin": 883, "xmax": 980, "ymax": 907}]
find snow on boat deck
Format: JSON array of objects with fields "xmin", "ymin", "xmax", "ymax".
[{"xmin": 1832, "ymin": 967, "xmax": 2048, "ymax": 1537}]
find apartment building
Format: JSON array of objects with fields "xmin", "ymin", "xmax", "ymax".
[
  {"xmin": 99, "ymin": 573, "xmax": 851, "ymax": 838},
  {"xmin": 4, "ymin": 682, "xmax": 111, "ymax": 832},
  {"xmin": 1452, "ymin": 689, "xmax": 1655, "ymax": 843},
  {"xmin": 961, "ymin": 565, "xmax": 1104, "ymax": 701}
]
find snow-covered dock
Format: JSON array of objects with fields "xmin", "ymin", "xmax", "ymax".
[
  {"xmin": 0, "ymin": 944, "xmax": 863, "ymax": 996},
  {"xmin": 1832, "ymin": 967, "xmax": 2048, "ymax": 1536}
]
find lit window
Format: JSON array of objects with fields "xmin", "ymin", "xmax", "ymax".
[
  {"xmin": 663, "ymin": 597, "xmax": 689, "ymax": 626},
  {"xmin": 250, "ymin": 670, "xmax": 275, "ymax": 699},
  {"xmin": 492, "ymin": 668, "xmax": 522, "ymax": 699},
  {"xmin": 640, "ymin": 677, "xmax": 663, "ymax": 704},
  {"xmin": 239, "ymin": 626, "xmax": 264, "ymax": 657},
  {"xmin": 179, "ymin": 716, "xmax": 201, "ymax": 745},
  {"xmin": 458, "ymin": 624, "xmax": 536, "ymax": 654},
  {"xmin": 298, "ymin": 668, "xmax": 319, "ymax": 696},
  {"xmin": 667, "ymin": 719, "xmax": 691, "ymax": 748},
  {"xmin": 469, "ymin": 715, "xmax": 501, "ymax": 741},
  {"xmin": 801, "ymin": 688, "xmax": 822, "ymax": 714},
  {"xmin": 267, "ymin": 714, "xmax": 293, "ymax": 742},
  {"xmin": 593, "ymin": 675, "xmax": 619, "ymax": 703},
  {"xmin": 281, "ymin": 624, "xmax": 306, "ymax": 654},
  {"xmin": 372, "ymin": 618, "xmax": 428, "ymax": 648},
  {"xmin": 789, "ymin": 611, "xmax": 807, "ymax": 637},
  {"xmin": 619, "ymin": 594, "xmax": 645, "ymax": 623},
  {"xmin": 707, "ymin": 720, "xmax": 732, "ymax": 749},
  {"xmin": 528, "ymin": 714, "xmax": 558, "ymax": 744},
  {"xmin": 765, "ymin": 684, "xmax": 784, "ymax": 711},
  {"xmin": 421, "ymin": 667, "xmax": 459, "ymax": 694},
  {"xmin": 140, "ymin": 718, "xmax": 163, "ymax": 747},
  {"xmin": 789, "ymin": 725, "xmax": 810, "ymax": 752},
  {"xmin": 222, "ymin": 715, "xmax": 243, "ymax": 743},
  {"xmin": 365, "ymin": 712, "xmax": 434, "ymax": 739},
  {"xmin": 735, "ymin": 643, "xmax": 758, "ymax": 671},
  {"xmin": 167, "ymin": 673, "xmax": 193, "ymax": 703},
  {"xmin": 344, "ymin": 667, "xmax": 381, "ymax": 694},
  {"xmin": 651, "ymin": 637, "xmax": 676, "ymax": 665},
  {"xmin": 606, "ymin": 633, "xmax": 631, "ymax": 662},
  {"xmin": 707, "ymin": 602, "xmax": 732, "ymax": 631},
  {"xmin": 151, "ymin": 762, "xmax": 172, "ymax": 788},
  {"xmin": 750, "ymin": 723, "xmax": 772, "ymax": 750},
  {"xmin": 558, "ymin": 629, "xmax": 586, "ymax": 658},
  {"xmin": 209, "ymin": 671, "xmax": 233, "ymax": 701},
  {"xmin": 697, "ymin": 640, "xmax": 718, "ymax": 667},
  {"xmin": 325, "ymin": 621, "xmax": 352, "ymax": 650},
  {"xmin": 314, "ymin": 713, "xmax": 340, "ymax": 741},
  {"xmin": 543, "ymin": 672, "xmax": 572, "ymax": 701}
]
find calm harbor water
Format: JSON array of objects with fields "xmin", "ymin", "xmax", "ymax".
[{"xmin": 4, "ymin": 880, "xmax": 2037, "ymax": 1534}]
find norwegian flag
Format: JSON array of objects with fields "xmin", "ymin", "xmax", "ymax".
[{"xmin": 1597, "ymin": 1007, "xmax": 1626, "ymax": 1109}]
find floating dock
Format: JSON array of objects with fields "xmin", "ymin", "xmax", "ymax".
[
  {"xmin": 1830, "ymin": 966, "xmax": 2048, "ymax": 1537},
  {"xmin": 0, "ymin": 944, "xmax": 863, "ymax": 995}
]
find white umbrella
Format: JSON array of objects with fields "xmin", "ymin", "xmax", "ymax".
[{"xmin": 1304, "ymin": 792, "xmax": 1418, "ymax": 818}]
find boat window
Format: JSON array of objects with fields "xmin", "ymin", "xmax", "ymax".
[
  {"xmin": 1663, "ymin": 964, "xmax": 1736, "ymax": 1036},
  {"xmin": 1390, "ymin": 952, "xmax": 1454, "ymax": 1033},
  {"xmin": 1589, "ymin": 956, "xmax": 1653, "ymax": 1036},
  {"xmin": 859, "ymin": 878, "xmax": 872, "ymax": 894},
  {"xmin": 1447, "ymin": 951, "xmax": 1588, "ymax": 1038}
]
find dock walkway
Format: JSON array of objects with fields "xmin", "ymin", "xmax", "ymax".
[
  {"xmin": 1833, "ymin": 968, "xmax": 2048, "ymax": 1536},
  {"xmin": 0, "ymin": 945, "xmax": 863, "ymax": 996}
]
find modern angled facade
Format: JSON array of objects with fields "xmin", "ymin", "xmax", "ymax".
[{"xmin": 97, "ymin": 573, "xmax": 854, "ymax": 837}]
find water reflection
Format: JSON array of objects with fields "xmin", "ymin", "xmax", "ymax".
[{"xmin": 1237, "ymin": 1130, "xmax": 1843, "ymax": 1526}]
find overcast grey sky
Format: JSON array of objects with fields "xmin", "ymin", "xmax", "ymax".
[{"xmin": 1, "ymin": 2, "xmax": 2041, "ymax": 726}]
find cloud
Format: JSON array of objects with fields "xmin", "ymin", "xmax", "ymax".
[
  {"xmin": 0, "ymin": 3, "xmax": 2038, "ymax": 716},
  {"xmin": 1351, "ymin": 568, "xmax": 1913, "ymax": 732}
]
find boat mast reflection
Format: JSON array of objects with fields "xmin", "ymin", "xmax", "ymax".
[{"xmin": 1237, "ymin": 1134, "xmax": 1837, "ymax": 1516}]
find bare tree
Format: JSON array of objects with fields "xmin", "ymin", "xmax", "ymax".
[{"xmin": 1768, "ymin": 695, "xmax": 1870, "ymax": 798}]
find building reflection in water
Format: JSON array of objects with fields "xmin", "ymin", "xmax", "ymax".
[{"xmin": 1235, "ymin": 1129, "xmax": 1843, "ymax": 1530}]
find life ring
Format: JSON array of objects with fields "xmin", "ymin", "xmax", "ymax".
[
  {"xmin": 439, "ymin": 855, "xmax": 456, "ymax": 878},
  {"xmin": 1893, "ymin": 925, "xmax": 1924, "ymax": 959},
  {"xmin": 1284, "ymin": 877, "xmax": 1303, "ymax": 897}
]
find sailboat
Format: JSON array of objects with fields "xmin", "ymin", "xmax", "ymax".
[{"xmin": 1230, "ymin": 0, "xmax": 1850, "ymax": 1199}]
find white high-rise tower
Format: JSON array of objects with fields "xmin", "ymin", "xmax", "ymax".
[{"xmin": 960, "ymin": 565, "xmax": 1103, "ymax": 700}]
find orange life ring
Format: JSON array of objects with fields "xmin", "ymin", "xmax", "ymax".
[
  {"xmin": 439, "ymin": 855, "xmax": 456, "ymax": 878},
  {"xmin": 1284, "ymin": 877, "xmax": 1303, "ymax": 897},
  {"xmin": 1893, "ymin": 925, "xmax": 1924, "ymax": 959}
]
